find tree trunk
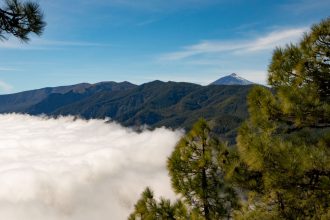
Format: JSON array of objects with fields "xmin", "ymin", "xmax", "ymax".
[{"xmin": 201, "ymin": 133, "xmax": 211, "ymax": 220}]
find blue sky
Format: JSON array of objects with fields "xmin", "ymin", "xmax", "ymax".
[{"xmin": 0, "ymin": 0, "xmax": 329, "ymax": 93}]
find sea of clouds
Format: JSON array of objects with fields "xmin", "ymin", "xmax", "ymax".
[{"xmin": 0, "ymin": 114, "xmax": 183, "ymax": 220}]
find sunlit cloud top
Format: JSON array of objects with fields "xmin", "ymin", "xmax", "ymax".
[{"xmin": 0, "ymin": 114, "xmax": 182, "ymax": 220}]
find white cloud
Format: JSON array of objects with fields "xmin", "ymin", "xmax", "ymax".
[
  {"xmin": 160, "ymin": 27, "xmax": 308, "ymax": 60},
  {"xmin": 0, "ymin": 114, "xmax": 183, "ymax": 220},
  {"xmin": 0, "ymin": 80, "xmax": 13, "ymax": 93}
]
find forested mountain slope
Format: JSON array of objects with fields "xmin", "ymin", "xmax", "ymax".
[{"xmin": 0, "ymin": 81, "xmax": 254, "ymax": 143}]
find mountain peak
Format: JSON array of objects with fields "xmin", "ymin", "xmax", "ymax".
[{"xmin": 211, "ymin": 73, "xmax": 254, "ymax": 85}]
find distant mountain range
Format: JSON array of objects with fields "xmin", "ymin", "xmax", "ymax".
[
  {"xmin": 211, "ymin": 73, "xmax": 254, "ymax": 85},
  {"xmin": 0, "ymin": 75, "xmax": 256, "ymax": 143}
]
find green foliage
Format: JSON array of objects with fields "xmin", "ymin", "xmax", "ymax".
[
  {"xmin": 130, "ymin": 18, "xmax": 330, "ymax": 220},
  {"xmin": 0, "ymin": 0, "xmax": 45, "ymax": 41},
  {"xmin": 167, "ymin": 119, "xmax": 240, "ymax": 220},
  {"xmin": 128, "ymin": 187, "xmax": 190, "ymax": 220},
  {"xmin": 269, "ymin": 18, "xmax": 330, "ymax": 102},
  {"xmin": 218, "ymin": 145, "xmax": 264, "ymax": 195},
  {"xmin": 236, "ymin": 18, "xmax": 330, "ymax": 219}
]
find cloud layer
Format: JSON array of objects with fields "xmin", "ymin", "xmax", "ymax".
[{"xmin": 0, "ymin": 114, "xmax": 182, "ymax": 220}]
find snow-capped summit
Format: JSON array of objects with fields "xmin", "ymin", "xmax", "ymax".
[{"xmin": 210, "ymin": 73, "xmax": 254, "ymax": 85}]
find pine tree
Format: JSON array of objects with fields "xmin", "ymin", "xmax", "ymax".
[
  {"xmin": 236, "ymin": 18, "xmax": 330, "ymax": 219},
  {"xmin": 167, "ymin": 118, "xmax": 239, "ymax": 220},
  {"xmin": 128, "ymin": 187, "xmax": 190, "ymax": 220},
  {"xmin": 0, "ymin": 0, "xmax": 45, "ymax": 41}
]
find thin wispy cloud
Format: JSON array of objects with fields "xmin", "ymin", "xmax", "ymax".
[
  {"xmin": 136, "ymin": 18, "xmax": 159, "ymax": 26},
  {"xmin": 160, "ymin": 27, "xmax": 308, "ymax": 61},
  {"xmin": 281, "ymin": 0, "xmax": 330, "ymax": 14},
  {"xmin": 0, "ymin": 38, "xmax": 107, "ymax": 50},
  {"xmin": 0, "ymin": 80, "xmax": 13, "ymax": 93},
  {"xmin": 0, "ymin": 67, "xmax": 19, "ymax": 71},
  {"xmin": 84, "ymin": 0, "xmax": 220, "ymax": 11}
]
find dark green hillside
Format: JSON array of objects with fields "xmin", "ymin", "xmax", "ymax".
[
  {"xmin": 47, "ymin": 81, "xmax": 253, "ymax": 143},
  {"xmin": 28, "ymin": 81, "xmax": 136, "ymax": 114}
]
